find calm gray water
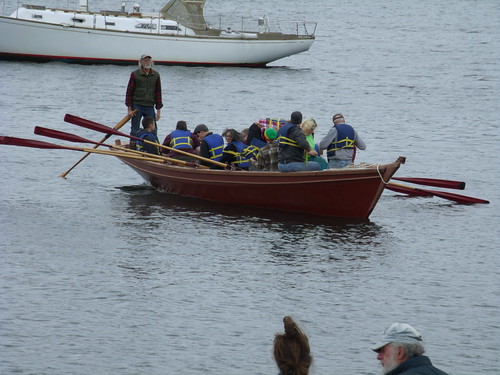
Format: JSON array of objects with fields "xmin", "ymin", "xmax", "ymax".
[{"xmin": 1, "ymin": 0, "xmax": 499, "ymax": 374}]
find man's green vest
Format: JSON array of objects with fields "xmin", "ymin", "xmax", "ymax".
[{"xmin": 132, "ymin": 69, "xmax": 159, "ymax": 107}]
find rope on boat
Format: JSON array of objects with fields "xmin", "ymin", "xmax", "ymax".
[{"xmin": 376, "ymin": 163, "xmax": 390, "ymax": 184}]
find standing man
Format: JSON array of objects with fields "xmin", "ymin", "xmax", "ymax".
[
  {"xmin": 319, "ymin": 113, "xmax": 366, "ymax": 169},
  {"xmin": 125, "ymin": 54, "xmax": 163, "ymax": 137},
  {"xmin": 372, "ymin": 322, "xmax": 449, "ymax": 375},
  {"xmin": 277, "ymin": 111, "xmax": 319, "ymax": 172}
]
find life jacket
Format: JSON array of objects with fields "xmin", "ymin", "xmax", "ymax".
[
  {"xmin": 224, "ymin": 141, "xmax": 250, "ymax": 169},
  {"xmin": 326, "ymin": 123, "xmax": 355, "ymax": 158},
  {"xmin": 203, "ymin": 134, "xmax": 224, "ymax": 161},
  {"xmin": 169, "ymin": 129, "xmax": 193, "ymax": 150},
  {"xmin": 241, "ymin": 137, "xmax": 267, "ymax": 160},
  {"xmin": 277, "ymin": 122, "xmax": 300, "ymax": 149},
  {"xmin": 136, "ymin": 132, "xmax": 160, "ymax": 154},
  {"xmin": 249, "ymin": 136, "xmax": 267, "ymax": 149}
]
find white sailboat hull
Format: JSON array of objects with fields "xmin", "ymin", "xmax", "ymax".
[{"xmin": 0, "ymin": 16, "xmax": 315, "ymax": 66}]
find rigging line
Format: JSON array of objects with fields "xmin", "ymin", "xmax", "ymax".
[{"xmin": 376, "ymin": 164, "xmax": 390, "ymax": 184}]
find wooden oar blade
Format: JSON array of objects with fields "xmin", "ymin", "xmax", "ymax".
[
  {"xmin": 35, "ymin": 126, "xmax": 97, "ymax": 145},
  {"xmin": 388, "ymin": 182, "xmax": 489, "ymax": 204},
  {"xmin": 0, "ymin": 135, "xmax": 69, "ymax": 150},
  {"xmin": 424, "ymin": 189, "xmax": 489, "ymax": 205},
  {"xmin": 64, "ymin": 114, "xmax": 125, "ymax": 138},
  {"xmin": 393, "ymin": 177, "xmax": 466, "ymax": 190}
]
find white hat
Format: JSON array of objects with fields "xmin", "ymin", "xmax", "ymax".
[
  {"xmin": 140, "ymin": 54, "xmax": 152, "ymax": 59},
  {"xmin": 371, "ymin": 322, "xmax": 423, "ymax": 352}
]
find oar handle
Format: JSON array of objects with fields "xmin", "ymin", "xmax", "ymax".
[{"xmin": 386, "ymin": 182, "xmax": 432, "ymax": 197}]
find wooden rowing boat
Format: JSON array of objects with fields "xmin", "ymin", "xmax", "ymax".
[{"xmin": 115, "ymin": 155, "xmax": 405, "ymax": 219}]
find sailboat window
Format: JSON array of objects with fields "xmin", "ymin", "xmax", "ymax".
[
  {"xmin": 32, "ymin": 14, "xmax": 43, "ymax": 19},
  {"xmin": 72, "ymin": 18, "xmax": 85, "ymax": 23},
  {"xmin": 161, "ymin": 25, "xmax": 180, "ymax": 31},
  {"xmin": 105, "ymin": 22, "xmax": 116, "ymax": 26},
  {"xmin": 136, "ymin": 24, "xmax": 157, "ymax": 29}
]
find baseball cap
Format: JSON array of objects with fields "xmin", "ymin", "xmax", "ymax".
[
  {"xmin": 140, "ymin": 54, "xmax": 152, "ymax": 59},
  {"xmin": 371, "ymin": 322, "xmax": 423, "ymax": 352},
  {"xmin": 290, "ymin": 111, "xmax": 302, "ymax": 125},
  {"xmin": 332, "ymin": 113, "xmax": 344, "ymax": 122}
]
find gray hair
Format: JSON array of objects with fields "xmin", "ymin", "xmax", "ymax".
[
  {"xmin": 138, "ymin": 57, "xmax": 154, "ymax": 69},
  {"xmin": 392, "ymin": 342, "xmax": 425, "ymax": 359}
]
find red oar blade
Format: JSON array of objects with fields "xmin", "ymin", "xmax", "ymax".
[
  {"xmin": 64, "ymin": 114, "xmax": 132, "ymax": 139},
  {"xmin": 0, "ymin": 135, "xmax": 70, "ymax": 150},
  {"xmin": 423, "ymin": 188, "xmax": 489, "ymax": 205},
  {"xmin": 34, "ymin": 126, "xmax": 99, "ymax": 145},
  {"xmin": 388, "ymin": 182, "xmax": 489, "ymax": 204},
  {"xmin": 393, "ymin": 177, "xmax": 466, "ymax": 190}
]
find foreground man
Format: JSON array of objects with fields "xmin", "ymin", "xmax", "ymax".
[
  {"xmin": 372, "ymin": 322, "xmax": 448, "ymax": 375},
  {"xmin": 125, "ymin": 54, "xmax": 163, "ymax": 137}
]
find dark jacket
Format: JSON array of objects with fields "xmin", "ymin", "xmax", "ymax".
[
  {"xmin": 385, "ymin": 356, "xmax": 448, "ymax": 375},
  {"xmin": 277, "ymin": 122, "xmax": 311, "ymax": 163},
  {"xmin": 246, "ymin": 122, "xmax": 265, "ymax": 146}
]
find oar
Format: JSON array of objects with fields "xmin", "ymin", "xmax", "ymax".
[
  {"xmin": 385, "ymin": 183, "xmax": 432, "ymax": 197},
  {"xmin": 59, "ymin": 112, "xmax": 136, "ymax": 178},
  {"xmin": 34, "ymin": 126, "xmax": 208, "ymax": 169},
  {"xmin": 392, "ymin": 177, "xmax": 466, "ymax": 190},
  {"xmin": 0, "ymin": 136, "xmax": 169, "ymax": 163},
  {"xmin": 388, "ymin": 182, "xmax": 489, "ymax": 204},
  {"xmin": 64, "ymin": 113, "xmax": 228, "ymax": 169}
]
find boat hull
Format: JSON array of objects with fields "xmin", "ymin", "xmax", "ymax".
[
  {"xmin": 115, "ymin": 156, "xmax": 405, "ymax": 219},
  {"xmin": 0, "ymin": 16, "xmax": 314, "ymax": 66}
]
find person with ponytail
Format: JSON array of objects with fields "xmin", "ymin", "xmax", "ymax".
[{"xmin": 273, "ymin": 316, "xmax": 313, "ymax": 375}]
